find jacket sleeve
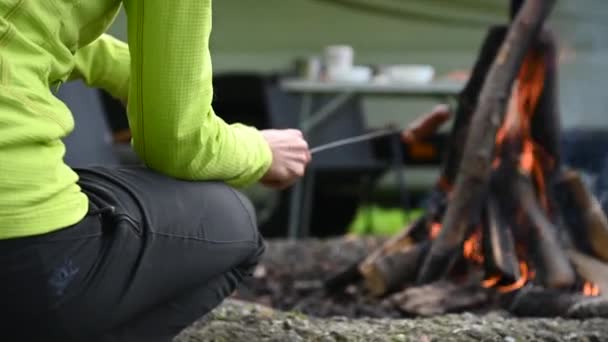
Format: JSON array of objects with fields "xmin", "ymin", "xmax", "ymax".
[
  {"xmin": 69, "ymin": 33, "xmax": 131, "ymax": 102},
  {"xmin": 121, "ymin": 0, "xmax": 272, "ymax": 188}
]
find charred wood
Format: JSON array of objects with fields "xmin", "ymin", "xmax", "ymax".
[
  {"xmin": 360, "ymin": 217, "xmax": 423, "ymax": 267},
  {"xmin": 324, "ymin": 259, "xmax": 363, "ymax": 293},
  {"xmin": 510, "ymin": 285, "xmax": 608, "ymax": 319},
  {"xmin": 360, "ymin": 242, "xmax": 429, "ymax": 297},
  {"xmin": 417, "ymin": 0, "xmax": 558, "ymax": 285},
  {"xmin": 391, "ymin": 278, "xmax": 492, "ymax": 316},
  {"xmin": 529, "ymin": 30, "xmax": 562, "ymax": 168},
  {"xmin": 418, "ymin": 189, "xmax": 447, "ymax": 238},
  {"xmin": 567, "ymin": 249, "xmax": 608, "ymax": 297},
  {"xmin": 483, "ymin": 195, "xmax": 521, "ymax": 283},
  {"xmin": 555, "ymin": 169, "xmax": 608, "ymax": 261},
  {"xmin": 517, "ymin": 174, "xmax": 576, "ymax": 288},
  {"xmin": 325, "ymin": 217, "xmax": 427, "ymax": 293},
  {"xmin": 567, "ymin": 297, "xmax": 608, "ymax": 319},
  {"xmin": 439, "ymin": 26, "xmax": 507, "ymax": 189},
  {"xmin": 508, "ymin": 286, "xmax": 583, "ymax": 317}
]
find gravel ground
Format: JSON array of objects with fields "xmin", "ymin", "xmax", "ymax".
[
  {"xmin": 175, "ymin": 299, "xmax": 608, "ymax": 342},
  {"xmin": 174, "ymin": 237, "xmax": 608, "ymax": 341}
]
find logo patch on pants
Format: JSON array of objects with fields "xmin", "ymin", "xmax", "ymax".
[{"xmin": 49, "ymin": 258, "xmax": 80, "ymax": 297}]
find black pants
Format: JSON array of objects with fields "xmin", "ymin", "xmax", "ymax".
[{"xmin": 0, "ymin": 166, "xmax": 265, "ymax": 342}]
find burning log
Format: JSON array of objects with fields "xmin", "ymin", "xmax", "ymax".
[
  {"xmin": 357, "ymin": 217, "xmax": 426, "ymax": 296},
  {"xmin": 555, "ymin": 169, "xmax": 608, "ymax": 262},
  {"xmin": 360, "ymin": 242, "xmax": 429, "ymax": 297},
  {"xmin": 362, "ymin": 216, "xmax": 425, "ymax": 262},
  {"xmin": 482, "ymin": 195, "xmax": 521, "ymax": 284},
  {"xmin": 353, "ymin": 10, "xmax": 521, "ymax": 297},
  {"xmin": 416, "ymin": 0, "xmax": 558, "ymax": 285},
  {"xmin": 529, "ymin": 30, "xmax": 562, "ymax": 168},
  {"xmin": 516, "ymin": 173, "xmax": 576, "ymax": 288},
  {"xmin": 324, "ymin": 217, "xmax": 427, "ymax": 293},
  {"xmin": 438, "ymin": 26, "xmax": 507, "ymax": 191}
]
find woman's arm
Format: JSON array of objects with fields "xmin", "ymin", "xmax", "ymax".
[
  {"xmin": 69, "ymin": 34, "xmax": 131, "ymax": 103},
  {"xmin": 121, "ymin": 0, "xmax": 273, "ymax": 188}
]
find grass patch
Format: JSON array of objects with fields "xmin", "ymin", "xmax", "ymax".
[{"xmin": 348, "ymin": 205, "xmax": 423, "ymax": 236}]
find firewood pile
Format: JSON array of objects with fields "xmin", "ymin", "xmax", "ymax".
[{"xmin": 324, "ymin": 0, "xmax": 608, "ymax": 318}]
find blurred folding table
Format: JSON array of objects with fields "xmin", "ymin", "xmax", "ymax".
[{"xmin": 279, "ymin": 78, "xmax": 464, "ymax": 239}]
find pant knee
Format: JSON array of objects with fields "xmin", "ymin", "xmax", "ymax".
[
  {"xmin": 194, "ymin": 184, "xmax": 263, "ymax": 246},
  {"xmin": 231, "ymin": 189, "xmax": 266, "ymax": 251},
  {"xmin": 236, "ymin": 233, "xmax": 266, "ymax": 277},
  {"xmin": 232, "ymin": 189, "xmax": 258, "ymax": 228},
  {"xmin": 236, "ymin": 201, "xmax": 266, "ymax": 274},
  {"xmin": 225, "ymin": 188, "xmax": 266, "ymax": 272}
]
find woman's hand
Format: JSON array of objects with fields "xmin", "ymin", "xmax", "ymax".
[{"xmin": 260, "ymin": 129, "xmax": 311, "ymax": 189}]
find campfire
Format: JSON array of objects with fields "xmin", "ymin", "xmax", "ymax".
[{"xmin": 325, "ymin": 0, "xmax": 608, "ymax": 318}]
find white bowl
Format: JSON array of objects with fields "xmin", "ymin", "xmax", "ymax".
[
  {"xmin": 328, "ymin": 65, "xmax": 373, "ymax": 83},
  {"xmin": 384, "ymin": 65, "xmax": 435, "ymax": 84}
]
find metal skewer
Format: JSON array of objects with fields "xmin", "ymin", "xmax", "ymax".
[{"xmin": 310, "ymin": 128, "xmax": 401, "ymax": 155}]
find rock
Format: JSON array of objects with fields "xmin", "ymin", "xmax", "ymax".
[{"xmin": 175, "ymin": 299, "xmax": 608, "ymax": 342}]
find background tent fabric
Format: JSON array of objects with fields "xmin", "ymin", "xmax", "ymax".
[{"xmin": 105, "ymin": 0, "xmax": 607, "ymax": 128}]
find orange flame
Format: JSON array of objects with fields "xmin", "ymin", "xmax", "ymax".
[
  {"xmin": 583, "ymin": 282, "xmax": 600, "ymax": 297},
  {"xmin": 494, "ymin": 50, "xmax": 549, "ymax": 177},
  {"xmin": 520, "ymin": 140, "xmax": 550, "ymax": 210}
]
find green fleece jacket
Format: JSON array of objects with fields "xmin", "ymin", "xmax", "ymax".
[{"xmin": 0, "ymin": 0, "xmax": 272, "ymax": 239}]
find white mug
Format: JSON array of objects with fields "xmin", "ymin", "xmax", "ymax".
[{"xmin": 324, "ymin": 45, "xmax": 354, "ymax": 81}]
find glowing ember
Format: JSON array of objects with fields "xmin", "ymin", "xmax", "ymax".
[
  {"xmin": 492, "ymin": 158, "xmax": 501, "ymax": 169},
  {"xmin": 429, "ymin": 223, "xmax": 442, "ymax": 240},
  {"xmin": 482, "ymin": 262, "xmax": 530, "ymax": 293},
  {"xmin": 583, "ymin": 282, "xmax": 601, "ymax": 297},
  {"xmin": 463, "ymin": 230, "xmax": 484, "ymax": 264},
  {"xmin": 497, "ymin": 263, "xmax": 529, "ymax": 293},
  {"xmin": 519, "ymin": 140, "xmax": 535, "ymax": 173},
  {"xmin": 482, "ymin": 275, "xmax": 501, "ymax": 289}
]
